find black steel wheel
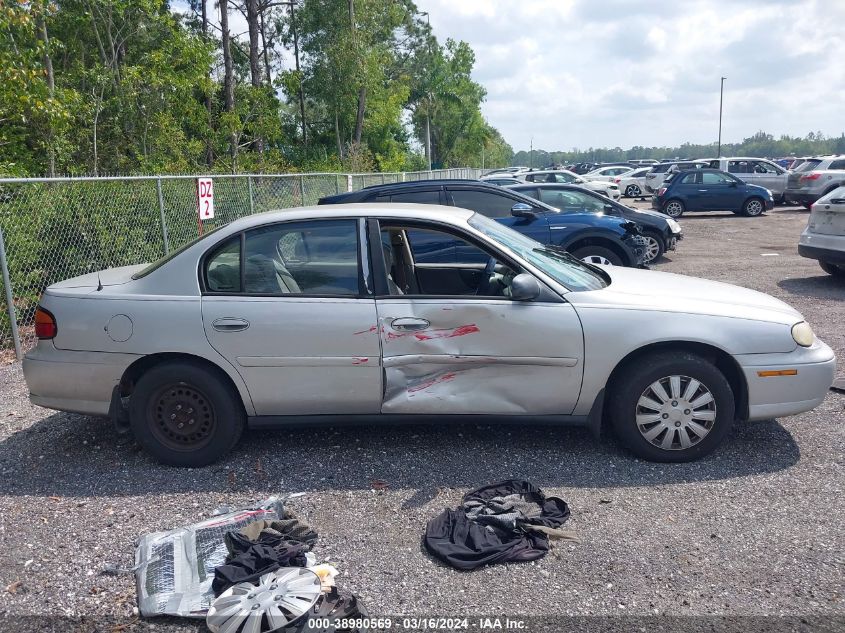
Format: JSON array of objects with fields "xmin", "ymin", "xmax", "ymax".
[{"xmin": 130, "ymin": 360, "xmax": 245, "ymax": 466}]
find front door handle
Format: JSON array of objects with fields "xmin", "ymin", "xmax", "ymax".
[
  {"xmin": 390, "ymin": 317, "xmax": 430, "ymax": 331},
  {"xmin": 212, "ymin": 317, "xmax": 250, "ymax": 332}
]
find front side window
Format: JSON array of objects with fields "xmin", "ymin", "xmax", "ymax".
[
  {"xmin": 449, "ymin": 189, "xmax": 521, "ymax": 218},
  {"xmin": 204, "ymin": 220, "xmax": 361, "ymax": 296},
  {"xmin": 753, "ymin": 161, "xmax": 780, "ymax": 174},
  {"xmin": 552, "ymin": 173, "xmax": 576, "ymax": 183}
]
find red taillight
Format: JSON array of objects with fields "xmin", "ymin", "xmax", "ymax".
[
  {"xmin": 802, "ymin": 172, "xmax": 822, "ymax": 181},
  {"xmin": 34, "ymin": 306, "xmax": 57, "ymax": 339},
  {"xmin": 657, "ymin": 187, "xmax": 666, "ymax": 196}
]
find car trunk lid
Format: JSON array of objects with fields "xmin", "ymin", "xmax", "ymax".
[
  {"xmin": 809, "ymin": 198, "xmax": 845, "ymax": 236},
  {"xmin": 47, "ymin": 264, "xmax": 147, "ymax": 291}
]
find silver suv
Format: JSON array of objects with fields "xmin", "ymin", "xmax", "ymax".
[
  {"xmin": 798, "ymin": 185, "xmax": 845, "ymax": 277},
  {"xmin": 644, "ymin": 160, "xmax": 708, "ymax": 193},
  {"xmin": 785, "ymin": 155, "xmax": 845, "ymax": 207},
  {"xmin": 705, "ymin": 157, "xmax": 788, "ymax": 201}
]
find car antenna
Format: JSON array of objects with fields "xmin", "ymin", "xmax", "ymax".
[{"xmin": 96, "ymin": 272, "xmax": 103, "ymax": 291}]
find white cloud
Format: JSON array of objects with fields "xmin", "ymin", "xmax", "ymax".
[{"xmin": 419, "ymin": 0, "xmax": 845, "ymax": 151}]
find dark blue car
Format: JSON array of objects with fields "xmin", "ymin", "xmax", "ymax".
[
  {"xmin": 319, "ymin": 179, "xmax": 646, "ymax": 267},
  {"xmin": 652, "ymin": 168, "xmax": 774, "ymax": 218}
]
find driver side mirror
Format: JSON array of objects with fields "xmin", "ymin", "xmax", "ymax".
[
  {"xmin": 510, "ymin": 273, "xmax": 541, "ymax": 301},
  {"xmin": 603, "ymin": 203, "xmax": 620, "ymax": 216},
  {"xmin": 511, "ymin": 202, "xmax": 537, "ymax": 218},
  {"xmin": 728, "ymin": 180, "xmax": 738, "ymax": 187}
]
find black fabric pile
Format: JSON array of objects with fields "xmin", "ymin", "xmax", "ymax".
[
  {"xmin": 423, "ymin": 479, "xmax": 573, "ymax": 570},
  {"xmin": 212, "ymin": 512, "xmax": 319, "ymax": 596}
]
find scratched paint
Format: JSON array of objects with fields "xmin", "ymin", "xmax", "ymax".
[
  {"xmin": 384, "ymin": 323, "xmax": 480, "ymax": 342},
  {"xmin": 352, "ymin": 357, "xmax": 369, "ymax": 365},
  {"xmin": 353, "ymin": 325, "xmax": 378, "ymax": 335}
]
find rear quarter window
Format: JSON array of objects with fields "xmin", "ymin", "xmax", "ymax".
[{"xmin": 827, "ymin": 160, "xmax": 845, "ymax": 171}]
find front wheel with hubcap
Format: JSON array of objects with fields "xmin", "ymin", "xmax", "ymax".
[
  {"xmin": 663, "ymin": 199, "xmax": 685, "ymax": 218},
  {"xmin": 625, "ymin": 184, "xmax": 642, "ymax": 197},
  {"xmin": 641, "ymin": 232, "xmax": 665, "ymax": 263},
  {"xmin": 609, "ymin": 352, "xmax": 735, "ymax": 462},
  {"xmin": 129, "ymin": 361, "xmax": 245, "ymax": 466},
  {"xmin": 571, "ymin": 245, "xmax": 623, "ymax": 266},
  {"xmin": 742, "ymin": 197, "xmax": 765, "ymax": 217}
]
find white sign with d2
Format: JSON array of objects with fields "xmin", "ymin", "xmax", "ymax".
[{"xmin": 197, "ymin": 177, "xmax": 214, "ymax": 220}]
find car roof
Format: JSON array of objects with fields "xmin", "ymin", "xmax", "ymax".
[{"xmin": 224, "ymin": 203, "xmax": 475, "ymax": 232}]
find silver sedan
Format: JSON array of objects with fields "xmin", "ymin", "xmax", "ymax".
[{"xmin": 23, "ymin": 205, "xmax": 836, "ymax": 466}]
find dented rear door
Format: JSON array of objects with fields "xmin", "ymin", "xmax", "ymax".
[{"xmin": 375, "ymin": 297, "xmax": 584, "ymax": 415}]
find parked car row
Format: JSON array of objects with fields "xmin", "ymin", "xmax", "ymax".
[{"xmin": 321, "ymin": 180, "xmax": 650, "ymax": 266}]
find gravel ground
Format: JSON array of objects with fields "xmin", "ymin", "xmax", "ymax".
[{"xmin": 0, "ymin": 202, "xmax": 843, "ymax": 631}]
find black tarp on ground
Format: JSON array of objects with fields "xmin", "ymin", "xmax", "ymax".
[{"xmin": 423, "ymin": 479, "xmax": 571, "ymax": 570}]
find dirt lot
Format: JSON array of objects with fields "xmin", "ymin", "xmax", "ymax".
[{"xmin": 0, "ymin": 202, "xmax": 843, "ymax": 631}]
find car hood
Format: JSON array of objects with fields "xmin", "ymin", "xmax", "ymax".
[{"xmin": 566, "ymin": 266, "xmax": 802, "ymax": 325}]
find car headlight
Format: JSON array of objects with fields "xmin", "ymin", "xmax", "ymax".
[
  {"xmin": 667, "ymin": 218, "xmax": 682, "ymax": 233},
  {"xmin": 791, "ymin": 321, "xmax": 815, "ymax": 347}
]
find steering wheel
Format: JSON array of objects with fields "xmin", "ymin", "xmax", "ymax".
[{"xmin": 476, "ymin": 256, "xmax": 498, "ymax": 296}]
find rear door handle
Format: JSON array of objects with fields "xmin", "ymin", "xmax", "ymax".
[
  {"xmin": 212, "ymin": 317, "xmax": 250, "ymax": 332},
  {"xmin": 390, "ymin": 317, "xmax": 430, "ymax": 331}
]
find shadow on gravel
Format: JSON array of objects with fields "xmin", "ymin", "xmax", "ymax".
[
  {"xmin": 0, "ymin": 411, "xmax": 799, "ymax": 498},
  {"xmin": 778, "ymin": 275, "xmax": 845, "ymax": 298}
]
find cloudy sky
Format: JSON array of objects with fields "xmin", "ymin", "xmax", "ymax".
[{"xmin": 417, "ymin": 0, "xmax": 845, "ymax": 151}]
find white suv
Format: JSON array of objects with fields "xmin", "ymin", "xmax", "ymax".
[
  {"xmin": 799, "ymin": 185, "xmax": 845, "ymax": 277},
  {"xmin": 515, "ymin": 169, "xmax": 621, "ymax": 199}
]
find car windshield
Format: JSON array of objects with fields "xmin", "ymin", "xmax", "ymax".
[
  {"xmin": 467, "ymin": 214, "xmax": 608, "ymax": 292},
  {"xmin": 132, "ymin": 225, "xmax": 226, "ymax": 279}
]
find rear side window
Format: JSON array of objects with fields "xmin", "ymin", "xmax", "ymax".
[
  {"xmin": 794, "ymin": 159, "xmax": 822, "ymax": 172},
  {"xmin": 728, "ymin": 161, "xmax": 752, "ymax": 174},
  {"xmin": 449, "ymin": 189, "xmax": 518, "ymax": 218},
  {"xmin": 205, "ymin": 220, "xmax": 360, "ymax": 296},
  {"xmin": 828, "ymin": 160, "xmax": 845, "ymax": 171},
  {"xmin": 679, "ymin": 172, "xmax": 697, "ymax": 184},
  {"xmin": 651, "ymin": 164, "xmax": 670, "ymax": 173},
  {"xmin": 206, "ymin": 237, "xmax": 241, "ymax": 292}
]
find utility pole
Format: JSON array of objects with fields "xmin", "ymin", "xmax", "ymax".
[
  {"xmin": 420, "ymin": 11, "xmax": 432, "ymax": 171},
  {"xmin": 717, "ymin": 76, "xmax": 726, "ymax": 157},
  {"xmin": 529, "ymin": 136, "xmax": 533, "ymax": 169}
]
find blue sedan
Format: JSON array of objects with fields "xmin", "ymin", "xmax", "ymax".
[{"xmin": 652, "ymin": 168, "xmax": 774, "ymax": 218}]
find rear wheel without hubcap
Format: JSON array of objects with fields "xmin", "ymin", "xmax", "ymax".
[
  {"xmin": 130, "ymin": 361, "xmax": 245, "ymax": 467},
  {"xmin": 609, "ymin": 352, "xmax": 735, "ymax": 462}
]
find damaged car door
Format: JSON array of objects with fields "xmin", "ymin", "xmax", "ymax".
[
  {"xmin": 201, "ymin": 219, "xmax": 381, "ymax": 415},
  {"xmin": 370, "ymin": 219, "xmax": 584, "ymax": 415}
]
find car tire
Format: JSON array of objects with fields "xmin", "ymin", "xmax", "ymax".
[
  {"xmin": 663, "ymin": 199, "xmax": 685, "ymax": 218},
  {"xmin": 819, "ymin": 260, "xmax": 845, "ymax": 277},
  {"xmin": 608, "ymin": 351, "xmax": 735, "ymax": 463},
  {"xmin": 129, "ymin": 360, "xmax": 245, "ymax": 467},
  {"xmin": 641, "ymin": 232, "xmax": 665, "ymax": 263},
  {"xmin": 571, "ymin": 245, "xmax": 623, "ymax": 266},
  {"xmin": 741, "ymin": 197, "xmax": 765, "ymax": 217},
  {"xmin": 625, "ymin": 184, "xmax": 642, "ymax": 197}
]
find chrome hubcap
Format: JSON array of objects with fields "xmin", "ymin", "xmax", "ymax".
[
  {"xmin": 635, "ymin": 375, "xmax": 716, "ymax": 450},
  {"xmin": 643, "ymin": 236, "xmax": 660, "ymax": 262},
  {"xmin": 581, "ymin": 254, "xmax": 612, "ymax": 266}
]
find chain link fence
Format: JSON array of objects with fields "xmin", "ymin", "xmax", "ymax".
[{"xmin": 0, "ymin": 168, "xmax": 482, "ymax": 357}]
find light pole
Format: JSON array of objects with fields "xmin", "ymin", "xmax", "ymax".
[
  {"xmin": 420, "ymin": 11, "xmax": 432, "ymax": 171},
  {"xmin": 717, "ymin": 76, "xmax": 726, "ymax": 157}
]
